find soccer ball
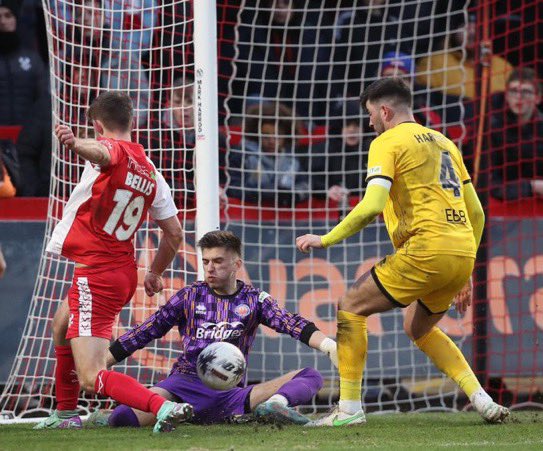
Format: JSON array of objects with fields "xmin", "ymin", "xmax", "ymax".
[{"xmin": 196, "ymin": 342, "xmax": 246, "ymax": 391}]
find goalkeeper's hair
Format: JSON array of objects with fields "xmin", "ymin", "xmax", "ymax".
[
  {"xmin": 197, "ymin": 230, "xmax": 242, "ymax": 257},
  {"xmin": 360, "ymin": 78, "xmax": 412, "ymax": 111},
  {"xmin": 88, "ymin": 91, "xmax": 133, "ymax": 132}
]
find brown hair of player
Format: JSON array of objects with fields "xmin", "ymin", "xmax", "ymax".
[
  {"xmin": 87, "ymin": 91, "xmax": 134, "ymax": 132},
  {"xmin": 360, "ymin": 77, "xmax": 413, "ymax": 112},
  {"xmin": 197, "ymin": 230, "xmax": 242, "ymax": 257}
]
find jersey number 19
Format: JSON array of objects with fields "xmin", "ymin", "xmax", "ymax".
[{"xmin": 103, "ymin": 189, "xmax": 145, "ymax": 240}]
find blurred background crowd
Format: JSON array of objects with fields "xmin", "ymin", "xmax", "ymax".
[{"xmin": 0, "ymin": 0, "xmax": 541, "ymax": 212}]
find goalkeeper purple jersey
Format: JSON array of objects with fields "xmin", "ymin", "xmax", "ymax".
[{"xmin": 110, "ymin": 280, "xmax": 316, "ymax": 376}]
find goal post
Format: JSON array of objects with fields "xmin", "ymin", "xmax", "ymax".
[{"xmin": 194, "ymin": 0, "xmax": 220, "ymax": 279}]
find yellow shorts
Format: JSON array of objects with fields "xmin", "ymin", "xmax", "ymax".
[{"xmin": 371, "ymin": 252, "xmax": 475, "ymax": 314}]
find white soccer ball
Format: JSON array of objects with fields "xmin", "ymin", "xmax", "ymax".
[{"xmin": 196, "ymin": 342, "xmax": 246, "ymax": 391}]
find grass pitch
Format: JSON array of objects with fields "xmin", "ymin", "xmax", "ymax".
[{"xmin": 1, "ymin": 412, "xmax": 542, "ymax": 450}]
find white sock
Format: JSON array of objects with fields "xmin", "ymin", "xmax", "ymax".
[
  {"xmin": 267, "ymin": 394, "xmax": 289, "ymax": 407},
  {"xmin": 339, "ymin": 400, "xmax": 362, "ymax": 415},
  {"xmin": 470, "ymin": 388, "xmax": 494, "ymax": 412}
]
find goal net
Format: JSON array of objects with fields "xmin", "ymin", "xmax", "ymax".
[
  {"xmin": 222, "ymin": 0, "xmax": 471, "ymax": 413},
  {"xmin": 2, "ymin": 0, "xmax": 542, "ymax": 420},
  {"xmin": 0, "ymin": 0, "xmax": 199, "ymax": 418},
  {"xmin": 467, "ymin": 0, "xmax": 543, "ymax": 409}
]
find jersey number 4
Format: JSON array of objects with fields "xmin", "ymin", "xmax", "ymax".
[
  {"xmin": 440, "ymin": 151, "xmax": 461, "ymax": 197},
  {"xmin": 103, "ymin": 189, "xmax": 144, "ymax": 241}
]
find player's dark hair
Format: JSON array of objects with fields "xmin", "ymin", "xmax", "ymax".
[
  {"xmin": 507, "ymin": 67, "xmax": 542, "ymax": 95},
  {"xmin": 197, "ymin": 230, "xmax": 242, "ymax": 257},
  {"xmin": 87, "ymin": 91, "xmax": 133, "ymax": 132},
  {"xmin": 360, "ymin": 78, "xmax": 412, "ymax": 111}
]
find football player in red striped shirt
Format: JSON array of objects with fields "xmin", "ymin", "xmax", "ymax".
[{"xmin": 35, "ymin": 91, "xmax": 192, "ymax": 433}]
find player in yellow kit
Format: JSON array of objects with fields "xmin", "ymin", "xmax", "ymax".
[{"xmin": 296, "ymin": 78, "xmax": 509, "ymax": 426}]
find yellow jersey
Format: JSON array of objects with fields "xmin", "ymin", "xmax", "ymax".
[{"xmin": 366, "ymin": 121, "xmax": 476, "ymax": 258}]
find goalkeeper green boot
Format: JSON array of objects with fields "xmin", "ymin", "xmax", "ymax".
[
  {"xmin": 33, "ymin": 410, "xmax": 82, "ymax": 429},
  {"xmin": 152, "ymin": 401, "xmax": 193, "ymax": 434},
  {"xmin": 254, "ymin": 401, "xmax": 310, "ymax": 425}
]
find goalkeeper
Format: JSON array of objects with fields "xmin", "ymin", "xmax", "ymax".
[
  {"xmin": 91, "ymin": 230, "xmax": 336, "ymax": 427},
  {"xmin": 296, "ymin": 78, "xmax": 509, "ymax": 427}
]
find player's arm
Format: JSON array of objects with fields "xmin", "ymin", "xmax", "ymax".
[
  {"xmin": 296, "ymin": 182, "xmax": 390, "ymax": 252},
  {"xmin": 453, "ymin": 182, "xmax": 485, "ymax": 314},
  {"xmin": 297, "ymin": 138, "xmax": 394, "ymax": 252},
  {"xmin": 452, "ymin": 150, "xmax": 484, "ymax": 313},
  {"xmin": 259, "ymin": 294, "xmax": 338, "ymax": 367},
  {"xmin": 143, "ymin": 215, "xmax": 183, "ymax": 296},
  {"xmin": 464, "ymin": 182, "xmax": 485, "ymax": 249},
  {"xmin": 107, "ymin": 289, "xmax": 187, "ymax": 366},
  {"xmin": 453, "ymin": 146, "xmax": 485, "ymax": 249},
  {"xmin": 55, "ymin": 125, "xmax": 111, "ymax": 166},
  {"xmin": 144, "ymin": 170, "xmax": 183, "ymax": 296}
]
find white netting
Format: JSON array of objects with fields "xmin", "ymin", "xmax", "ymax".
[
  {"xmin": 223, "ymin": 0, "xmax": 471, "ymax": 412},
  {"xmin": 2, "ymin": 0, "xmax": 475, "ymax": 419},
  {"xmin": 0, "ymin": 0, "xmax": 198, "ymax": 418}
]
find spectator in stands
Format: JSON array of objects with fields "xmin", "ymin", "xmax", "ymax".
[
  {"xmin": 100, "ymin": 55, "xmax": 150, "ymax": 128},
  {"xmin": 60, "ymin": 46, "xmax": 99, "ymax": 137},
  {"xmin": 17, "ymin": 92, "xmax": 51, "ymax": 197},
  {"xmin": 416, "ymin": 14, "xmax": 512, "ymax": 99},
  {"xmin": 490, "ymin": 68, "xmax": 543, "ymax": 201},
  {"xmin": 69, "ymin": 0, "xmax": 105, "ymax": 48},
  {"xmin": 310, "ymin": 100, "xmax": 367, "ymax": 207},
  {"xmin": 61, "ymin": 0, "xmax": 150, "ymax": 128},
  {"xmin": 232, "ymin": 0, "xmax": 332, "ymax": 124},
  {"xmin": 148, "ymin": 76, "xmax": 227, "ymax": 209},
  {"xmin": 107, "ymin": 0, "xmax": 157, "ymax": 54},
  {"xmin": 227, "ymin": 102, "xmax": 309, "ymax": 207},
  {"xmin": 149, "ymin": 76, "xmax": 196, "ymax": 207},
  {"xmin": 0, "ymin": 0, "xmax": 46, "ymax": 125},
  {"xmin": 330, "ymin": 0, "xmax": 403, "ymax": 99},
  {"xmin": 380, "ymin": 51, "xmax": 466, "ymax": 133}
]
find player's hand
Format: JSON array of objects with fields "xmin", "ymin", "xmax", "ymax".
[
  {"xmin": 296, "ymin": 234, "xmax": 323, "ymax": 253},
  {"xmin": 328, "ymin": 185, "xmax": 349, "ymax": 203},
  {"xmin": 55, "ymin": 124, "xmax": 77, "ymax": 150},
  {"xmin": 144, "ymin": 271, "xmax": 164, "ymax": 296},
  {"xmin": 454, "ymin": 277, "xmax": 473, "ymax": 314},
  {"xmin": 318, "ymin": 337, "xmax": 338, "ymax": 368}
]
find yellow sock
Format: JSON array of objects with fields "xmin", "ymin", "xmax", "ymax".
[
  {"xmin": 337, "ymin": 310, "xmax": 367, "ymax": 403},
  {"xmin": 414, "ymin": 326, "xmax": 482, "ymax": 398}
]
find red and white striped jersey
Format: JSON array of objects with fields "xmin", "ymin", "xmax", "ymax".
[{"xmin": 47, "ymin": 137, "xmax": 177, "ymax": 267}]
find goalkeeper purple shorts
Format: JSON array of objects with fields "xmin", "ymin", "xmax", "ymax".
[{"xmin": 156, "ymin": 372, "xmax": 253, "ymax": 424}]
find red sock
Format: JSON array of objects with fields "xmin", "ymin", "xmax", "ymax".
[
  {"xmin": 95, "ymin": 370, "xmax": 166, "ymax": 416},
  {"xmin": 54, "ymin": 345, "xmax": 80, "ymax": 411}
]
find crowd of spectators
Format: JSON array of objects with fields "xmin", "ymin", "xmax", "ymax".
[
  {"xmin": 490, "ymin": 68, "xmax": 543, "ymax": 201},
  {"xmin": 0, "ymin": 0, "xmax": 541, "ymax": 211}
]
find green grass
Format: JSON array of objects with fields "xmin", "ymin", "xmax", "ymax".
[{"xmin": 1, "ymin": 412, "xmax": 542, "ymax": 450}]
